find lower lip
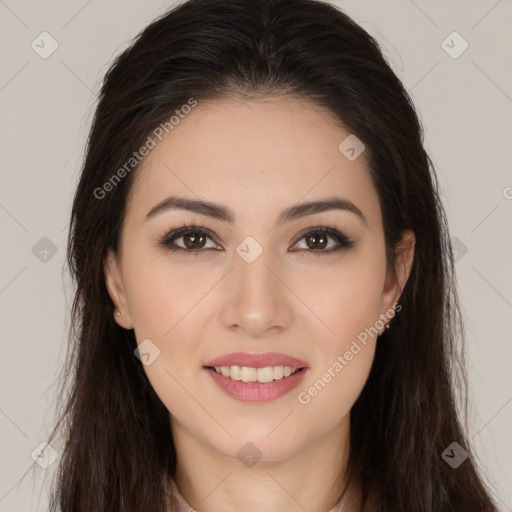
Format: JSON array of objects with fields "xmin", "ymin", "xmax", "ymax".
[{"xmin": 205, "ymin": 367, "xmax": 308, "ymax": 403}]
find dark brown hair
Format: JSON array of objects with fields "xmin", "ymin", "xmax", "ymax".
[{"xmin": 43, "ymin": 0, "xmax": 498, "ymax": 510}]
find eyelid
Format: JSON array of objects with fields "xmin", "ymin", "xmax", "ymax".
[
  {"xmin": 290, "ymin": 224, "xmax": 355, "ymax": 254},
  {"xmin": 158, "ymin": 224, "xmax": 221, "ymax": 252},
  {"xmin": 158, "ymin": 223, "xmax": 355, "ymax": 254}
]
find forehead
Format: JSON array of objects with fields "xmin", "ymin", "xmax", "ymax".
[{"xmin": 126, "ymin": 96, "xmax": 381, "ymax": 229}]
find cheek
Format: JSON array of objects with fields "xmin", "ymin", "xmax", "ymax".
[
  {"xmin": 123, "ymin": 250, "xmax": 214, "ymax": 338},
  {"xmin": 291, "ymin": 250, "xmax": 384, "ymax": 415},
  {"xmin": 293, "ymin": 251, "xmax": 386, "ymax": 345},
  {"xmin": 294, "ymin": 263, "xmax": 382, "ymax": 422},
  {"xmin": 294, "ymin": 339, "xmax": 376, "ymax": 440},
  {"xmin": 121, "ymin": 253, "xmax": 214, "ymax": 412}
]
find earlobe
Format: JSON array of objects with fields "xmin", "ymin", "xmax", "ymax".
[{"xmin": 103, "ymin": 249, "xmax": 134, "ymax": 329}]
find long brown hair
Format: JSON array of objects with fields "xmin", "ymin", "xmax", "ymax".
[{"xmin": 44, "ymin": 0, "xmax": 498, "ymax": 510}]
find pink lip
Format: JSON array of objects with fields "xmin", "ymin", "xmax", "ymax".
[
  {"xmin": 203, "ymin": 352, "xmax": 310, "ymax": 404},
  {"xmin": 205, "ymin": 367, "xmax": 309, "ymax": 403},
  {"xmin": 203, "ymin": 352, "xmax": 309, "ymax": 369}
]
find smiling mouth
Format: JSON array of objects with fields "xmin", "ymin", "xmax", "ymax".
[{"xmin": 205, "ymin": 365, "xmax": 306, "ymax": 383}]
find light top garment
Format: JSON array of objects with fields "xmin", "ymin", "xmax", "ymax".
[{"xmin": 169, "ymin": 478, "xmax": 349, "ymax": 511}]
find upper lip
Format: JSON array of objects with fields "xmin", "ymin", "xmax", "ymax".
[{"xmin": 204, "ymin": 352, "xmax": 309, "ymax": 369}]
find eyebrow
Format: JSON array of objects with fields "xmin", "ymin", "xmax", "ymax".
[{"xmin": 145, "ymin": 195, "xmax": 367, "ymax": 227}]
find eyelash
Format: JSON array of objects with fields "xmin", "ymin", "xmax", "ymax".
[{"xmin": 158, "ymin": 223, "xmax": 355, "ymax": 257}]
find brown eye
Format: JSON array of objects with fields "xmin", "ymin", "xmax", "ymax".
[
  {"xmin": 182, "ymin": 232, "xmax": 207, "ymax": 249},
  {"xmin": 160, "ymin": 226, "xmax": 219, "ymax": 253},
  {"xmin": 160, "ymin": 225, "xmax": 354, "ymax": 256},
  {"xmin": 291, "ymin": 227, "xmax": 355, "ymax": 256},
  {"xmin": 304, "ymin": 232, "xmax": 329, "ymax": 250}
]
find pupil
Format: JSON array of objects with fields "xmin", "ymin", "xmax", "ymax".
[
  {"xmin": 308, "ymin": 233, "xmax": 327, "ymax": 250},
  {"xmin": 185, "ymin": 233, "xmax": 204, "ymax": 249}
]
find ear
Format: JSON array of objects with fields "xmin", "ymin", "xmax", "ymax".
[
  {"xmin": 103, "ymin": 248, "xmax": 134, "ymax": 329},
  {"xmin": 380, "ymin": 229, "xmax": 416, "ymax": 314}
]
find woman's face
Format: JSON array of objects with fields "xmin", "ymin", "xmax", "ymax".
[{"xmin": 104, "ymin": 96, "xmax": 414, "ymax": 462}]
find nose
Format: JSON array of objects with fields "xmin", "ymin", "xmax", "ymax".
[{"xmin": 218, "ymin": 248, "xmax": 294, "ymax": 338}]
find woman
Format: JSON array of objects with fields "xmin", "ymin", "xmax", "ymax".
[{"xmin": 46, "ymin": 0, "xmax": 498, "ymax": 510}]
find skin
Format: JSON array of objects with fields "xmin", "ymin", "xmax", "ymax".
[{"xmin": 104, "ymin": 95, "xmax": 415, "ymax": 512}]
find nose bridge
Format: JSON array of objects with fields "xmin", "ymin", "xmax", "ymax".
[
  {"xmin": 219, "ymin": 238, "xmax": 292, "ymax": 335},
  {"xmin": 235, "ymin": 243, "xmax": 274, "ymax": 294}
]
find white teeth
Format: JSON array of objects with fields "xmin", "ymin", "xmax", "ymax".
[
  {"xmin": 256, "ymin": 366, "xmax": 274, "ymax": 383},
  {"xmin": 273, "ymin": 366, "xmax": 284, "ymax": 379},
  {"xmin": 241, "ymin": 366, "xmax": 257, "ymax": 382},
  {"xmin": 212, "ymin": 365, "xmax": 299, "ymax": 382},
  {"xmin": 230, "ymin": 365, "xmax": 242, "ymax": 380}
]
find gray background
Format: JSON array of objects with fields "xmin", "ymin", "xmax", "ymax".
[{"xmin": 0, "ymin": 0, "xmax": 511, "ymax": 510}]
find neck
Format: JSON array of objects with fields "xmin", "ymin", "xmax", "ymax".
[{"xmin": 170, "ymin": 414, "xmax": 356, "ymax": 512}]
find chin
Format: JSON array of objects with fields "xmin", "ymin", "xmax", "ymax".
[{"xmin": 211, "ymin": 427, "xmax": 305, "ymax": 463}]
